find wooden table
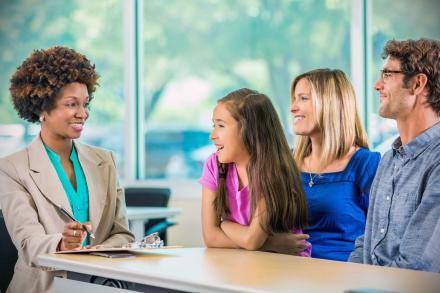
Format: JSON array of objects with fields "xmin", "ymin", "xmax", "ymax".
[
  {"xmin": 126, "ymin": 207, "xmax": 181, "ymax": 240},
  {"xmin": 37, "ymin": 247, "xmax": 440, "ymax": 293}
]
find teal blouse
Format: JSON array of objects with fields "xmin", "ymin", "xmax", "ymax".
[{"xmin": 44, "ymin": 144, "xmax": 90, "ymax": 244}]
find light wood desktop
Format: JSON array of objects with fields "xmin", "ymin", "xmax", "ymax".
[
  {"xmin": 126, "ymin": 207, "xmax": 181, "ymax": 240},
  {"xmin": 37, "ymin": 247, "xmax": 440, "ymax": 293}
]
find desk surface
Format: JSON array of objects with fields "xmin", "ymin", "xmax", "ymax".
[
  {"xmin": 126, "ymin": 207, "xmax": 181, "ymax": 220},
  {"xmin": 37, "ymin": 247, "xmax": 440, "ymax": 293}
]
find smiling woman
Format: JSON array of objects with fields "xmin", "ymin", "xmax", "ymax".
[
  {"xmin": 0, "ymin": 46, "xmax": 134, "ymax": 292},
  {"xmin": 290, "ymin": 69, "xmax": 381, "ymax": 261},
  {"xmin": 42, "ymin": 83, "xmax": 90, "ymax": 138}
]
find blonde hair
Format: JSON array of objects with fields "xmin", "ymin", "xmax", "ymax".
[{"xmin": 291, "ymin": 69, "xmax": 369, "ymax": 170}]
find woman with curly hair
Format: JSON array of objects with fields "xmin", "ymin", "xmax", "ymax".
[{"xmin": 0, "ymin": 46, "xmax": 134, "ymax": 292}]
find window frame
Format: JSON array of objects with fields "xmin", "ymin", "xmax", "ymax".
[{"xmin": 123, "ymin": 0, "xmax": 369, "ymax": 196}]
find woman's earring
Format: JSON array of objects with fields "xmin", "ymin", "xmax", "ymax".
[{"xmin": 39, "ymin": 116, "xmax": 45, "ymax": 122}]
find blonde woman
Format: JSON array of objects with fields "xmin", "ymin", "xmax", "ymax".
[{"xmin": 290, "ymin": 69, "xmax": 380, "ymax": 261}]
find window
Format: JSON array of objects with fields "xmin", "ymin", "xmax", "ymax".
[
  {"xmin": 368, "ymin": 0, "xmax": 440, "ymax": 153},
  {"xmin": 142, "ymin": 0, "xmax": 352, "ymax": 179},
  {"xmin": 4, "ymin": 1, "xmax": 436, "ymax": 182},
  {"xmin": 0, "ymin": 0, "xmax": 125, "ymax": 176}
]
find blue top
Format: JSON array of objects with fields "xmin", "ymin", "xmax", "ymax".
[
  {"xmin": 349, "ymin": 122, "xmax": 440, "ymax": 273},
  {"xmin": 302, "ymin": 147, "xmax": 380, "ymax": 261},
  {"xmin": 44, "ymin": 144, "xmax": 90, "ymax": 244}
]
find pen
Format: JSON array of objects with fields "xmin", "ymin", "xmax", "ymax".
[{"xmin": 58, "ymin": 205, "xmax": 96, "ymax": 239}]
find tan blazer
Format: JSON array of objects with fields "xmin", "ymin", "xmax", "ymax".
[{"xmin": 0, "ymin": 135, "xmax": 134, "ymax": 293}]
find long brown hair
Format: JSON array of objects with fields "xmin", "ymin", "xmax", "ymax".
[
  {"xmin": 214, "ymin": 88, "xmax": 308, "ymax": 233},
  {"xmin": 291, "ymin": 69, "xmax": 369, "ymax": 170}
]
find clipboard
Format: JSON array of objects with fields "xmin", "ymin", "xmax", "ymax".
[
  {"xmin": 54, "ymin": 245, "xmax": 182, "ymax": 254},
  {"xmin": 89, "ymin": 251, "xmax": 136, "ymax": 258}
]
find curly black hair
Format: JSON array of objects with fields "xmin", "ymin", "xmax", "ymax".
[{"xmin": 9, "ymin": 46, "xmax": 100, "ymax": 123}]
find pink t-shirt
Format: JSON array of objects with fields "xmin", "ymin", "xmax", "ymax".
[{"xmin": 199, "ymin": 152, "xmax": 311, "ymax": 257}]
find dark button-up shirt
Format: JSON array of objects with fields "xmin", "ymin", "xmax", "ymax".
[{"xmin": 349, "ymin": 121, "xmax": 440, "ymax": 273}]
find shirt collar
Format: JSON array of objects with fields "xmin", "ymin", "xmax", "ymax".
[
  {"xmin": 392, "ymin": 121, "xmax": 440, "ymax": 159},
  {"xmin": 44, "ymin": 143, "xmax": 76, "ymax": 162}
]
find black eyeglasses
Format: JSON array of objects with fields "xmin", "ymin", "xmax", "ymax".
[{"xmin": 380, "ymin": 69, "xmax": 412, "ymax": 82}]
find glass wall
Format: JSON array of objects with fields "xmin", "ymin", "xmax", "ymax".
[
  {"xmin": 142, "ymin": 0, "xmax": 352, "ymax": 179},
  {"xmin": 0, "ymin": 0, "xmax": 125, "ymax": 175},
  {"xmin": 1, "ymin": 0, "xmax": 439, "ymax": 181},
  {"xmin": 368, "ymin": 0, "xmax": 440, "ymax": 153}
]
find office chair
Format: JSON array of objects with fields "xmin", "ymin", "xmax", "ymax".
[
  {"xmin": 124, "ymin": 187, "xmax": 176, "ymax": 245},
  {"xmin": 0, "ymin": 210, "xmax": 18, "ymax": 293}
]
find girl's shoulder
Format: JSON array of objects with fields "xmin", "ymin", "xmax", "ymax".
[
  {"xmin": 201, "ymin": 152, "xmax": 239, "ymax": 182},
  {"xmin": 204, "ymin": 152, "xmax": 219, "ymax": 168},
  {"xmin": 199, "ymin": 152, "xmax": 219, "ymax": 191},
  {"xmin": 201, "ymin": 152, "xmax": 221, "ymax": 180}
]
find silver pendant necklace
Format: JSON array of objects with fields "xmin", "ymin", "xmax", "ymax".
[
  {"xmin": 308, "ymin": 173, "xmax": 319, "ymax": 187},
  {"xmin": 307, "ymin": 158, "xmax": 320, "ymax": 187}
]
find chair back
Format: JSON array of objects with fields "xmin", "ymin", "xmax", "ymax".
[
  {"xmin": 124, "ymin": 187, "xmax": 173, "ymax": 244},
  {"xmin": 0, "ymin": 210, "xmax": 18, "ymax": 293},
  {"xmin": 124, "ymin": 187, "xmax": 171, "ymax": 207}
]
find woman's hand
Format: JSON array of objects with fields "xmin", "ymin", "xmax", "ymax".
[
  {"xmin": 58, "ymin": 221, "xmax": 91, "ymax": 251},
  {"xmin": 261, "ymin": 233, "xmax": 310, "ymax": 255}
]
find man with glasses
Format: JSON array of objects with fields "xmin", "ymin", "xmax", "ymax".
[{"xmin": 349, "ymin": 38, "xmax": 440, "ymax": 273}]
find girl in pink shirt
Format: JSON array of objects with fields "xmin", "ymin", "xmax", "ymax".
[{"xmin": 199, "ymin": 88, "xmax": 311, "ymax": 256}]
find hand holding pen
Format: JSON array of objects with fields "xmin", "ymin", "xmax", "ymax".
[{"xmin": 58, "ymin": 205, "xmax": 95, "ymax": 251}]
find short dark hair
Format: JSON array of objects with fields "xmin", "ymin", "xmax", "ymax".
[
  {"xmin": 9, "ymin": 46, "xmax": 100, "ymax": 123},
  {"xmin": 382, "ymin": 38, "xmax": 440, "ymax": 114}
]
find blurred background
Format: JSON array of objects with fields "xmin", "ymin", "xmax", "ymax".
[{"xmin": 0, "ymin": 0, "xmax": 439, "ymax": 246}]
